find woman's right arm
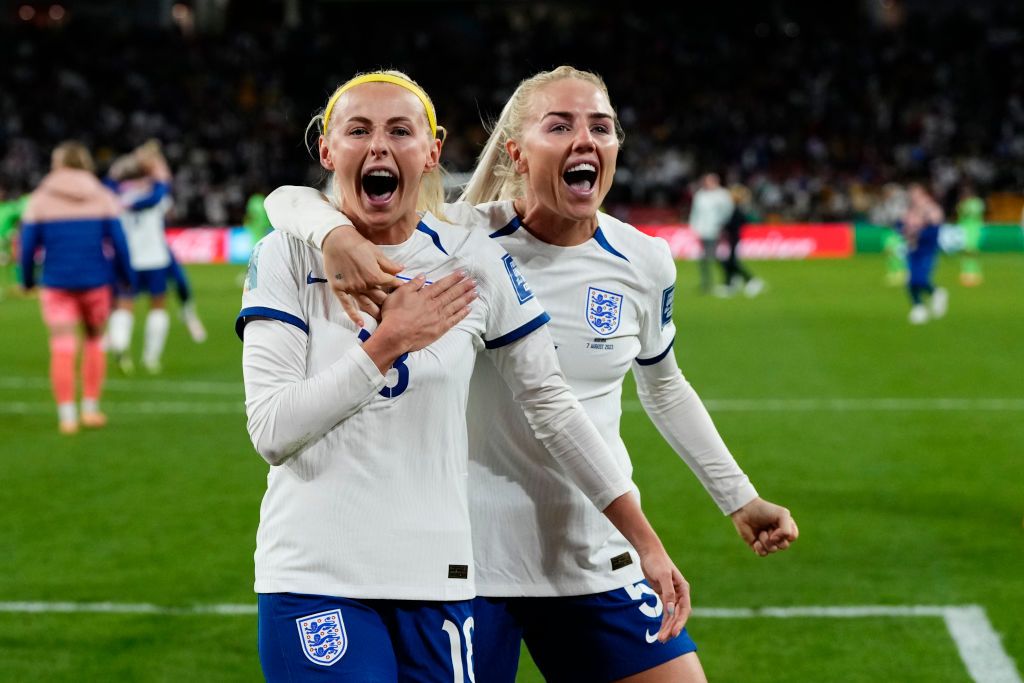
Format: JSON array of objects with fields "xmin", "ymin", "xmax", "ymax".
[
  {"xmin": 241, "ymin": 236, "xmax": 476, "ymax": 465},
  {"xmin": 242, "ymin": 319, "xmax": 386, "ymax": 466}
]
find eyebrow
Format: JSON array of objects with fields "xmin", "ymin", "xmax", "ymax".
[
  {"xmin": 542, "ymin": 111, "xmax": 615, "ymax": 122},
  {"xmin": 344, "ymin": 116, "xmax": 416, "ymax": 126}
]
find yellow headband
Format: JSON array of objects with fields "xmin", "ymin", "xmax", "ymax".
[{"xmin": 322, "ymin": 73, "xmax": 438, "ymax": 139}]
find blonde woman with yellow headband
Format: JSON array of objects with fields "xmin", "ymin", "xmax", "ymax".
[
  {"xmin": 266, "ymin": 66, "xmax": 799, "ymax": 683},
  {"xmin": 238, "ymin": 70, "xmax": 689, "ymax": 681}
]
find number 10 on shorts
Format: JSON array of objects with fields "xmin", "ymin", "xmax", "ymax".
[{"xmin": 442, "ymin": 617, "xmax": 475, "ymax": 682}]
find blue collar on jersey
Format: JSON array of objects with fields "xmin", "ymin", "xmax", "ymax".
[
  {"xmin": 416, "ymin": 221, "xmax": 448, "ymax": 255},
  {"xmin": 488, "ymin": 214, "xmax": 629, "ymax": 262}
]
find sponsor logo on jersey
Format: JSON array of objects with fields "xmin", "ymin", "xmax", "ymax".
[
  {"xmin": 586, "ymin": 286, "xmax": 623, "ymax": 335},
  {"xmin": 296, "ymin": 609, "xmax": 347, "ymax": 666},
  {"xmin": 306, "ymin": 271, "xmax": 328, "ymax": 285},
  {"xmin": 502, "ymin": 253, "xmax": 534, "ymax": 304},
  {"xmin": 661, "ymin": 285, "xmax": 675, "ymax": 327}
]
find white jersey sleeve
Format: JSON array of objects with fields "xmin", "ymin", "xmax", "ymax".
[
  {"xmin": 263, "ymin": 185, "xmax": 519, "ymax": 250},
  {"xmin": 487, "ymin": 326, "xmax": 634, "ymax": 511},
  {"xmin": 470, "ymin": 235, "xmax": 549, "ymax": 347},
  {"xmin": 238, "ymin": 233, "xmax": 386, "ymax": 465},
  {"xmin": 635, "ymin": 237, "xmax": 678, "ymax": 365},
  {"xmin": 630, "ymin": 239, "xmax": 757, "ymax": 513},
  {"xmin": 263, "ymin": 185, "xmax": 346, "ymax": 249}
]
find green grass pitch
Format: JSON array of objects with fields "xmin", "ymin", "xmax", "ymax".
[{"xmin": 1, "ymin": 254, "xmax": 1021, "ymax": 682}]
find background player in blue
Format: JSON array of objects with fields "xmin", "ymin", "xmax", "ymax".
[
  {"xmin": 899, "ymin": 183, "xmax": 948, "ymax": 325},
  {"xmin": 266, "ymin": 66, "xmax": 798, "ymax": 683},
  {"xmin": 242, "ymin": 71, "xmax": 690, "ymax": 682}
]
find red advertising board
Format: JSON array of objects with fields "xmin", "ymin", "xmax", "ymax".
[
  {"xmin": 636, "ymin": 224, "xmax": 854, "ymax": 260},
  {"xmin": 166, "ymin": 223, "xmax": 855, "ymax": 263},
  {"xmin": 166, "ymin": 227, "xmax": 228, "ymax": 263}
]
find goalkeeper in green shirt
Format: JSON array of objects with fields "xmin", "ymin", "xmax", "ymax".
[
  {"xmin": 956, "ymin": 185, "xmax": 985, "ymax": 286},
  {"xmin": 244, "ymin": 192, "xmax": 272, "ymax": 246},
  {"xmin": 0, "ymin": 192, "xmax": 29, "ymax": 299}
]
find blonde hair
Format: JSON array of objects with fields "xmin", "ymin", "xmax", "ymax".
[
  {"xmin": 51, "ymin": 141, "xmax": 95, "ymax": 173},
  {"xmin": 460, "ymin": 66, "xmax": 623, "ymax": 205},
  {"xmin": 307, "ymin": 70, "xmax": 448, "ymax": 222}
]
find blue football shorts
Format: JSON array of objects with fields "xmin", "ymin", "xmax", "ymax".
[
  {"xmin": 473, "ymin": 579, "xmax": 698, "ymax": 683},
  {"xmin": 258, "ymin": 592, "xmax": 475, "ymax": 682},
  {"xmin": 118, "ymin": 267, "xmax": 168, "ymax": 297}
]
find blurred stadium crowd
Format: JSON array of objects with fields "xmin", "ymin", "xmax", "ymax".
[{"xmin": 1, "ymin": 0, "xmax": 1022, "ymax": 225}]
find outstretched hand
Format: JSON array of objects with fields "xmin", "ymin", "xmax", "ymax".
[
  {"xmin": 638, "ymin": 547, "xmax": 691, "ymax": 643},
  {"xmin": 730, "ymin": 497, "xmax": 799, "ymax": 556}
]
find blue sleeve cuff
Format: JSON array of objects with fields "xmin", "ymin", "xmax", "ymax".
[
  {"xmin": 484, "ymin": 312, "xmax": 550, "ymax": 349},
  {"xmin": 236, "ymin": 306, "xmax": 308, "ymax": 341},
  {"xmin": 635, "ymin": 337, "xmax": 675, "ymax": 366}
]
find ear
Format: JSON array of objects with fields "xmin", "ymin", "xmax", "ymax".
[
  {"xmin": 505, "ymin": 139, "xmax": 527, "ymax": 175},
  {"xmin": 423, "ymin": 138, "xmax": 442, "ymax": 172},
  {"xmin": 318, "ymin": 135, "xmax": 334, "ymax": 171}
]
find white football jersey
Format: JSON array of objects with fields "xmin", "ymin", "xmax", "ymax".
[
  {"xmin": 119, "ymin": 182, "xmax": 172, "ymax": 271},
  {"xmin": 449, "ymin": 201, "xmax": 679, "ymax": 595},
  {"xmin": 238, "ymin": 215, "xmax": 548, "ymax": 601}
]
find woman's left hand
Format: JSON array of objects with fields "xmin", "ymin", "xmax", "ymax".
[
  {"xmin": 730, "ymin": 497, "xmax": 799, "ymax": 556},
  {"xmin": 638, "ymin": 546, "xmax": 691, "ymax": 642}
]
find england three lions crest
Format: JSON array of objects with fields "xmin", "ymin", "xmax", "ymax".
[
  {"xmin": 586, "ymin": 287, "xmax": 623, "ymax": 335},
  {"xmin": 296, "ymin": 609, "xmax": 347, "ymax": 666}
]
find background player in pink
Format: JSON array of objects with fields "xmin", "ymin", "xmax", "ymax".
[{"xmin": 19, "ymin": 141, "xmax": 133, "ymax": 434}]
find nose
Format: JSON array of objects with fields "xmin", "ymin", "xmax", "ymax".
[
  {"xmin": 572, "ymin": 126, "xmax": 596, "ymax": 152},
  {"xmin": 368, "ymin": 128, "xmax": 389, "ymax": 158}
]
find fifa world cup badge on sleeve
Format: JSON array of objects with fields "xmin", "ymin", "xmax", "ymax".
[
  {"xmin": 587, "ymin": 286, "xmax": 623, "ymax": 335},
  {"xmin": 501, "ymin": 253, "xmax": 534, "ymax": 304},
  {"xmin": 661, "ymin": 285, "xmax": 675, "ymax": 327},
  {"xmin": 296, "ymin": 609, "xmax": 348, "ymax": 666}
]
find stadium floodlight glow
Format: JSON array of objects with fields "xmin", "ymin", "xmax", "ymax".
[
  {"xmin": 18, "ymin": 5, "xmax": 35, "ymax": 21},
  {"xmin": 48, "ymin": 4, "xmax": 65, "ymax": 21}
]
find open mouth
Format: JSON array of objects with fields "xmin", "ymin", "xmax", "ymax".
[
  {"xmin": 563, "ymin": 163, "xmax": 598, "ymax": 194},
  {"xmin": 362, "ymin": 169, "xmax": 399, "ymax": 204}
]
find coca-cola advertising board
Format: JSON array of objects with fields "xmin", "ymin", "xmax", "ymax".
[{"xmin": 636, "ymin": 224, "xmax": 854, "ymax": 259}]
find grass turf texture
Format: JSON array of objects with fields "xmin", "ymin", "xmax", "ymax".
[{"xmin": 0, "ymin": 255, "xmax": 1021, "ymax": 682}]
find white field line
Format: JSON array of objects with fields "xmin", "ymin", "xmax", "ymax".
[
  {"xmin": 626, "ymin": 398, "xmax": 1024, "ymax": 412},
  {"xmin": 3, "ymin": 376, "xmax": 1024, "ymax": 412},
  {"xmin": 0, "ymin": 602, "xmax": 1018, "ymax": 682},
  {"xmin": 0, "ymin": 401, "xmax": 243, "ymax": 415},
  {"xmin": 0, "ymin": 376, "xmax": 241, "ymax": 395}
]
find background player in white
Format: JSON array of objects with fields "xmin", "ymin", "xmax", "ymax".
[
  {"xmin": 243, "ymin": 71, "xmax": 689, "ymax": 682},
  {"xmin": 266, "ymin": 65, "xmax": 799, "ymax": 683},
  {"xmin": 689, "ymin": 172, "xmax": 735, "ymax": 295},
  {"xmin": 105, "ymin": 140, "xmax": 175, "ymax": 374}
]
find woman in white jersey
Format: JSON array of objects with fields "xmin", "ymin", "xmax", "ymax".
[
  {"xmin": 267, "ymin": 66, "xmax": 800, "ymax": 683},
  {"xmin": 240, "ymin": 70, "xmax": 690, "ymax": 682},
  {"xmin": 105, "ymin": 140, "xmax": 175, "ymax": 374}
]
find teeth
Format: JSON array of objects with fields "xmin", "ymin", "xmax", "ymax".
[
  {"xmin": 567, "ymin": 163, "xmax": 596, "ymax": 173},
  {"xmin": 367, "ymin": 169, "xmax": 395, "ymax": 178}
]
